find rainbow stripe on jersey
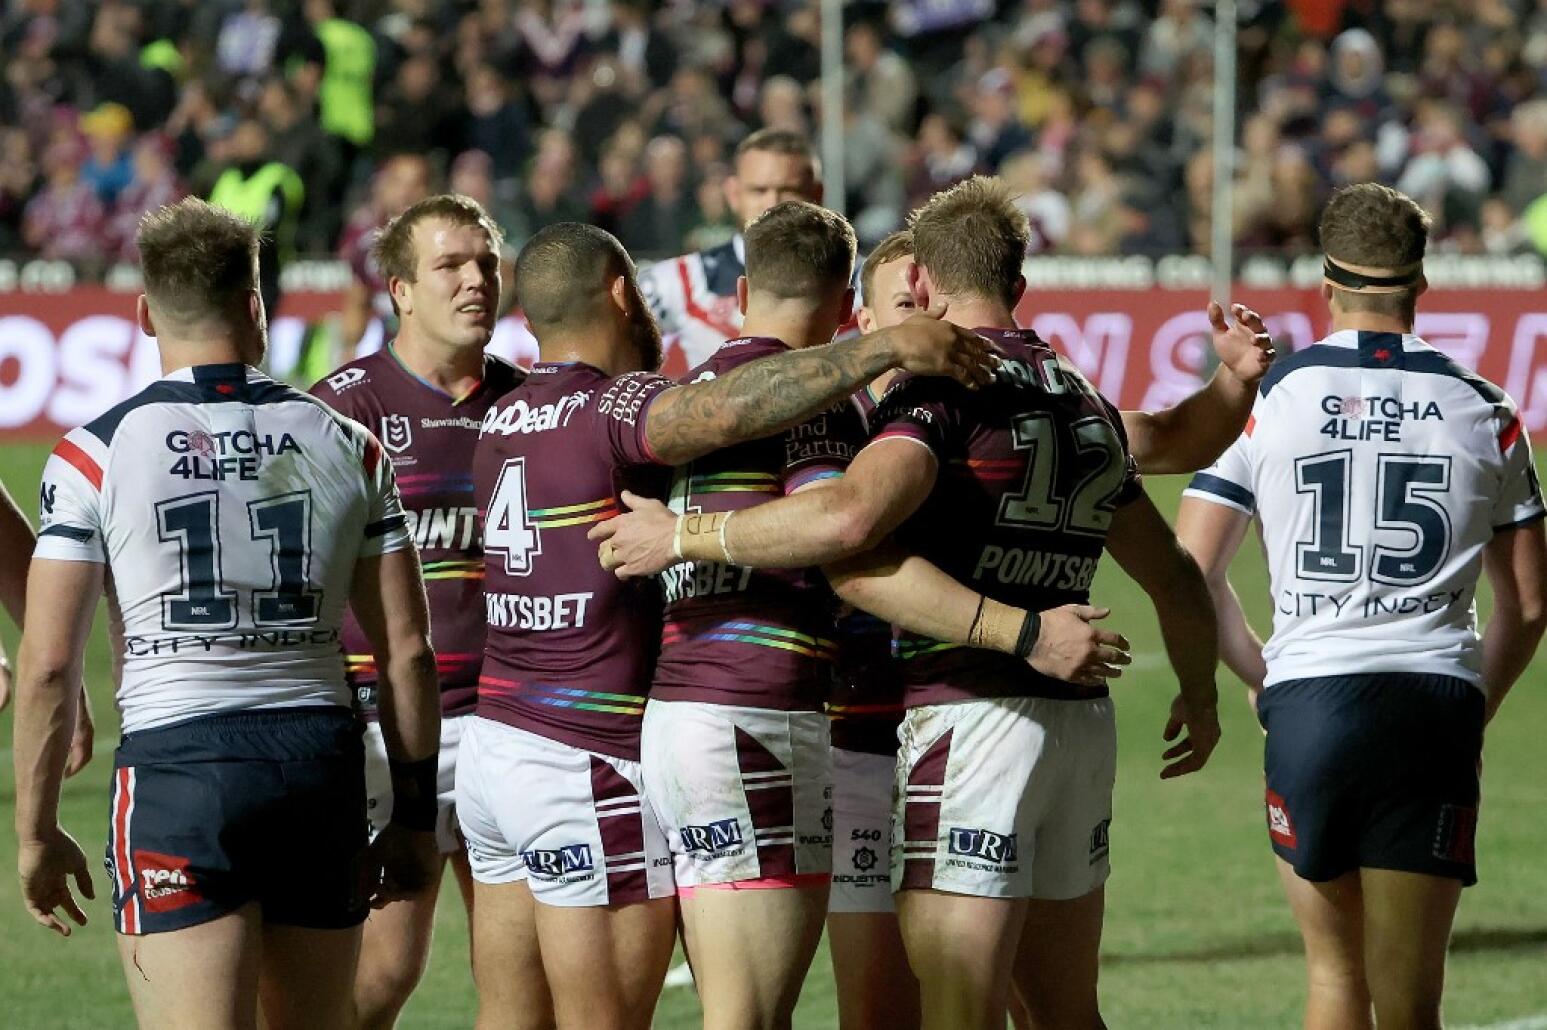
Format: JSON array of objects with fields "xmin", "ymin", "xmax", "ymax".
[
  {"xmin": 527, "ymin": 497, "xmax": 619, "ymax": 529},
  {"xmin": 478, "ymin": 674, "xmax": 646, "ymax": 716},
  {"xmin": 664, "ymin": 618, "xmax": 838, "ymax": 660},
  {"xmin": 421, "ymin": 558, "xmax": 484, "ymax": 581},
  {"xmin": 687, "ymin": 471, "xmax": 781, "ymax": 495}
]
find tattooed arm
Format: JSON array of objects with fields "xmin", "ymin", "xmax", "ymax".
[{"xmin": 642, "ymin": 310, "xmax": 995, "ymax": 465}]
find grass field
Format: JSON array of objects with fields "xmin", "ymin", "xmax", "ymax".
[{"xmin": 1, "ymin": 439, "xmax": 1544, "ymax": 1029}]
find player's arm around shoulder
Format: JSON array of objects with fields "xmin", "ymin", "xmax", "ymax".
[
  {"xmin": 1123, "ymin": 302, "xmax": 1275, "ymax": 475},
  {"xmin": 637, "ymin": 310, "xmax": 996, "ymax": 466},
  {"xmin": 1105, "ymin": 489, "xmax": 1222, "ymax": 778}
]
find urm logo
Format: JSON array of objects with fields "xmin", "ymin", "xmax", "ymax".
[
  {"xmin": 521, "ymin": 844, "xmax": 595, "ymax": 879},
  {"xmin": 679, "ymin": 817, "xmax": 744, "ymax": 854},
  {"xmin": 947, "ymin": 827, "xmax": 1019, "ymax": 864}
]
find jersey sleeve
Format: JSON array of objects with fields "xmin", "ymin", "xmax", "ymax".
[
  {"xmin": 1491, "ymin": 408, "xmax": 1546, "ymax": 531},
  {"xmin": 33, "ymin": 430, "xmax": 109, "ymax": 564},
  {"xmin": 594, "ymin": 371, "xmax": 678, "ymax": 467},
  {"xmin": 866, "ymin": 375, "xmax": 955, "ymax": 461},
  {"xmin": 1183, "ymin": 428, "xmax": 1256, "ymax": 515},
  {"xmin": 1097, "ymin": 394, "xmax": 1145, "ymax": 509},
  {"xmin": 782, "ymin": 401, "xmax": 866, "ymax": 493},
  {"xmin": 358, "ymin": 427, "xmax": 412, "ymax": 557}
]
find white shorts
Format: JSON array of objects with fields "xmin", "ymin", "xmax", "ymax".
[
  {"xmin": 893, "ymin": 696, "xmax": 1115, "ymax": 900},
  {"xmin": 641, "ymin": 699, "xmax": 832, "ymax": 889},
  {"xmin": 454, "ymin": 717, "xmax": 674, "ymax": 906},
  {"xmin": 364, "ymin": 714, "xmax": 464, "ymax": 853},
  {"xmin": 829, "ymin": 747, "xmax": 897, "ymax": 914}
]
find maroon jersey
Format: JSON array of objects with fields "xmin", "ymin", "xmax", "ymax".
[
  {"xmin": 829, "ymin": 382, "xmax": 904, "ymax": 755},
  {"xmin": 311, "ymin": 346, "xmax": 524, "ymax": 718},
  {"xmin": 652, "ymin": 337, "xmax": 867, "ymax": 712},
  {"xmin": 473, "ymin": 362, "xmax": 676, "ymax": 760},
  {"xmin": 870, "ymin": 327, "xmax": 1142, "ymax": 707}
]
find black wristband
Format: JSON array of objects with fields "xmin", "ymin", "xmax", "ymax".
[
  {"xmin": 1013, "ymin": 609, "xmax": 1041, "ymax": 659},
  {"xmin": 388, "ymin": 755, "xmax": 439, "ymax": 832}
]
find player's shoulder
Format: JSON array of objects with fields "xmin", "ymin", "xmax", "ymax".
[
  {"xmin": 310, "ymin": 349, "xmax": 392, "ymax": 404},
  {"xmin": 687, "ymin": 335, "xmax": 789, "ymax": 381},
  {"xmin": 482, "ymin": 351, "xmax": 527, "ymax": 394}
]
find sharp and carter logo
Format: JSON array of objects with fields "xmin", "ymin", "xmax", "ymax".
[{"xmin": 679, "ymin": 817, "xmax": 744, "ymax": 855}]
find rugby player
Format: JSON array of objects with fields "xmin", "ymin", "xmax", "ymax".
[
  {"xmin": 311, "ymin": 194, "xmax": 522, "ymax": 1029},
  {"xmin": 458, "ymin": 219, "xmax": 996, "ymax": 1030},
  {"xmin": 13, "ymin": 198, "xmax": 441, "ymax": 1030},
  {"xmin": 596, "ymin": 180, "xmax": 1241, "ymax": 1029},
  {"xmin": 599, "ymin": 215, "xmax": 1276, "ymax": 1028},
  {"xmin": 639, "ymin": 128, "xmax": 857, "ymax": 370},
  {"xmin": 1176, "ymin": 183, "xmax": 1547, "ymax": 1029}
]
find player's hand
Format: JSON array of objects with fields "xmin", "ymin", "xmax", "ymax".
[
  {"xmin": 886, "ymin": 305, "xmax": 1000, "ymax": 389},
  {"xmin": 1160, "ymin": 693, "xmax": 1221, "ymax": 779},
  {"xmin": 368, "ymin": 823, "xmax": 439, "ymax": 907},
  {"xmin": 18, "ymin": 827, "xmax": 95, "ymax": 937},
  {"xmin": 1027, "ymin": 605, "xmax": 1131, "ymax": 686},
  {"xmin": 64, "ymin": 687, "xmax": 95, "ymax": 778},
  {"xmin": 589, "ymin": 491, "xmax": 678, "ymax": 579},
  {"xmin": 1207, "ymin": 301, "xmax": 1275, "ymax": 386}
]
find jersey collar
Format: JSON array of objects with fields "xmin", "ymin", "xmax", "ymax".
[
  {"xmin": 385, "ymin": 341, "xmax": 485, "ymax": 405},
  {"xmin": 166, "ymin": 363, "xmax": 268, "ymax": 384}
]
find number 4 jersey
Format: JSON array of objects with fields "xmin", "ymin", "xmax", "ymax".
[
  {"xmin": 1185, "ymin": 330, "xmax": 1546, "ymax": 688},
  {"xmin": 34, "ymin": 363, "xmax": 412, "ymax": 734}
]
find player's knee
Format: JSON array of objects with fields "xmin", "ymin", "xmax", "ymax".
[{"xmin": 357, "ymin": 945, "xmax": 431, "ymax": 1018}]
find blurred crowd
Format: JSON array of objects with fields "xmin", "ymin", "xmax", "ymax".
[{"xmin": 3, "ymin": 0, "xmax": 1547, "ymax": 271}]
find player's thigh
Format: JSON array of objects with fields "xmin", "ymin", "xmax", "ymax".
[
  {"xmin": 1010, "ymin": 888, "xmax": 1105, "ymax": 1027},
  {"xmin": 533, "ymin": 896, "xmax": 677, "ymax": 1029},
  {"xmin": 679, "ymin": 881, "xmax": 830, "ymax": 1016},
  {"xmin": 643, "ymin": 700, "xmax": 832, "ymax": 889},
  {"xmin": 828, "ymin": 912, "xmax": 920, "ymax": 1030},
  {"xmin": 257, "ymin": 922, "xmax": 364, "ymax": 1030},
  {"xmin": 1359, "ymin": 868, "xmax": 1461, "ymax": 1017},
  {"xmin": 470, "ymin": 878, "xmax": 556, "ymax": 1030},
  {"xmin": 1275, "ymin": 859, "xmax": 1369, "ymax": 987},
  {"xmin": 895, "ymin": 888, "xmax": 1026, "ymax": 1029},
  {"xmin": 355, "ymin": 859, "xmax": 445, "ymax": 1003},
  {"xmin": 117, "ymin": 902, "xmax": 263, "ymax": 1030}
]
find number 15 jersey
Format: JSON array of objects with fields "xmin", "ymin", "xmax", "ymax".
[
  {"xmin": 33, "ymin": 363, "xmax": 412, "ymax": 734},
  {"xmin": 1184, "ymin": 330, "xmax": 1545, "ymax": 689}
]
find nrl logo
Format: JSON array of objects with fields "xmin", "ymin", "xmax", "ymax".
[{"xmin": 381, "ymin": 414, "xmax": 414, "ymax": 455}]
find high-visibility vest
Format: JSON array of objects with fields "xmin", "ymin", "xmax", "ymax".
[
  {"xmin": 314, "ymin": 18, "xmax": 375, "ymax": 147},
  {"xmin": 209, "ymin": 162, "xmax": 305, "ymax": 259}
]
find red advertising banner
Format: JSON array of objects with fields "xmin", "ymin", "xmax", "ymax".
[{"xmin": 2, "ymin": 286, "xmax": 1545, "ymax": 441}]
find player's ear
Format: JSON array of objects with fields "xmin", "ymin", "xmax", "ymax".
[
  {"xmin": 906, "ymin": 261, "xmax": 929, "ymax": 309},
  {"xmin": 135, "ymin": 294, "xmax": 156, "ymax": 338},
  {"xmin": 1009, "ymin": 275, "xmax": 1026, "ymax": 309},
  {"xmin": 857, "ymin": 306, "xmax": 877, "ymax": 333},
  {"xmin": 609, "ymin": 274, "xmax": 630, "ymax": 313},
  {"xmin": 390, "ymin": 275, "xmax": 412, "ymax": 317},
  {"xmin": 736, "ymin": 275, "xmax": 749, "ymax": 316},
  {"xmin": 838, "ymin": 285, "xmax": 856, "ymax": 326},
  {"xmin": 1320, "ymin": 281, "xmax": 1336, "ymax": 308},
  {"xmin": 1415, "ymin": 273, "xmax": 1429, "ymax": 297}
]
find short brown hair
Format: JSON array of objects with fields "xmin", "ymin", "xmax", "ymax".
[
  {"xmin": 734, "ymin": 127, "xmax": 818, "ymax": 166},
  {"xmin": 1319, "ymin": 183, "xmax": 1431, "ymax": 319},
  {"xmin": 909, "ymin": 176, "xmax": 1028, "ymax": 306},
  {"xmin": 860, "ymin": 230, "xmax": 914, "ymax": 308},
  {"xmin": 743, "ymin": 200, "xmax": 856, "ymax": 302},
  {"xmin": 373, "ymin": 193, "xmax": 505, "ymax": 289},
  {"xmin": 136, "ymin": 197, "xmax": 260, "ymax": 325}
]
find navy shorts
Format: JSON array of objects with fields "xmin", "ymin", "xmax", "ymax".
[
  {"xmin": 1259, "ymin": 673, "xmax": 1483, "ymax": 886},
  {"xmin": 106, "ymin": 707, "xmax": 369, "ymax": 935}
]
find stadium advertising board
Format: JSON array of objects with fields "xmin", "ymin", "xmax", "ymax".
[{"xmin": 2, "ymin": 285, "xmax": 1545, "ymax": 441}]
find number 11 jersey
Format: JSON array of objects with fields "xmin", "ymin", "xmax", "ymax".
[
  {"xmin": 34, "ymin": 363, "xmax": 412, "ymax": 733},
  {"xmin": 1184, "ymin": 330, "xmax": 1545, "ymax": 688}
]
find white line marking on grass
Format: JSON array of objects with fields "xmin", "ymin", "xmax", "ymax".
[
  {"xmin": 1456, "ymin": 1014, "xmax": 1547, "ymax": 1030},
  {"xmin": 663, "ymin": 961, "xmax": 695, "ymax": 989}
]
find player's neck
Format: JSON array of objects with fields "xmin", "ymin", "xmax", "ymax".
[
  {"xmin": 157, "ymin": 335, "xmax": 253, "ymax": 375},
  {"xmin": 937, "ymin": 294, "xmax": 1017, "ymax": 332},
  {"xmin": 390, "ymin": 331, "xmax": 485, "ymax": 397},
  {"xmin": 1329, "ymin": 311, "xmax": 1414, "ymax": 335},
  {"xmin": 538, "ymin": 331, "xmax": 631, "ymax": 377},
  {"xmin": 742, "ymin": 299, "xmax": 837, "ymax": 351}
]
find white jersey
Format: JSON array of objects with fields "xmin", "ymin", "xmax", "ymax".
[
  {"xmin": 1185, "ymin": 330, "xmax": 1544, "ymax": 691},
  {"xmin": 638, "ymin": 234, "xmax": 862, "ymax": 370},
  {"xmin": 34, "ymin": 363, "xmax": 411, "ymax": 733}
]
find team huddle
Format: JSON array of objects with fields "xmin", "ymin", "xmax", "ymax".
[{"xmin": 11, "ymin": 128, "xmax": 1545, "ymax": 1030}]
